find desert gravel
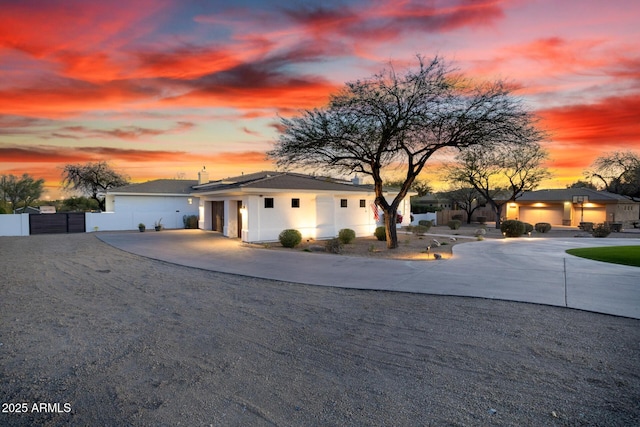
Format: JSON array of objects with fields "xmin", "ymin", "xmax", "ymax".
[{"xmin": 1, "ymin": 233, "xmax": 639, "ymax": 426}]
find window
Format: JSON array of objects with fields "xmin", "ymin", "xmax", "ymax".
[
  {"xmin": 359, "ymin": 199, "xmax": 366, "ymax": 208},
  {"xmin": 291, "ymin": 198, "xmax": 300, "ymax": 208},
  {"xmin": 340, "ymin": 199, "xmax": 348, "ymax": 208},
  {"xmin": 264, "ymin": 197, "xmax": 274, "ymax": 208}
]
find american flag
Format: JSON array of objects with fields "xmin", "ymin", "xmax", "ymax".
[{"xmin": 371, "ymin": 203, "xmax": 379, "ymax": 221}]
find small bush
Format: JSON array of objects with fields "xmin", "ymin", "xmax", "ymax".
[
  {"xmin": 447, "ymin": 220, "xmax": 461, "ymax": 230},
  {"xmin": 338, "ymin": 228, "xmax": 356, "ymax": 244},
  {"xmin": 418, "ymin": 220, "xmax": 432, "ymax": 230},
  {"xmin": 535, "ymin": 222, "xmax": 552, "ymax": 233},
  {"xmin": 325, "ymin": 238, "xmax": 343, "ymax": 254},
  {"xmin": 523, "ymin": 222, "xmax": 534, "ymax": 234},
  {"xmin": 580, "ymin": 222, "xmax": 594, "ymax": 232},
  {"xmin": 501, "ymin": 220, "xmax": 526, "ymax": 237},
  {"xmin": 183, "ymin": 215, "xmax": 198, "ymax": 229},
  {"xmin": 476, "ymin": 216, "xmax": 487, "ymax": 224},
  {"xmin": 413, "ymin": 225, "xmax": 430, "ymax": 235},
  {"xmin": 279, "ymin": 229, "xmax": 302, "ymax": 248},
  {"xmin": 374, "ymin": 226, "xmax": 387, "ymax": 241},
  {"xmin": 591, "ymin": 223, "xmax": 611, "ymax": 238}
]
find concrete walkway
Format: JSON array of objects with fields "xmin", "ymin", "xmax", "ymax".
[{"xmin": 97, "ymin": 230, "xmax": 640, "ymax": 319}]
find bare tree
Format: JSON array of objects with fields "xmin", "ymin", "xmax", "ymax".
[
  {"xmin": 384, "ymin": 178, "xmax": 432, "ymax": 197},
  {"xmin": 440, "ymin": 186, "xmax": 486, "ymax": 224},
  {"xmin": 61, "ymin": 162, "xmax": 129, "ymax": 211},
  {"xmin": 447, "ymin": 142, "xmax": 551, "ymax": 228},
  {"xmin": 586, "ymin": 151, "xmax": 640, "ymax": 201},
  {"xmin": 0, "ymin": 173, "xmax": 45, "ymax": 212},
  {"xmin": 269, "ymin": 56, "xmax": 545, "ymax": 248},
  {"xmin": 567, "ymin": 180, "xmax": 597, "ymax": 190}
]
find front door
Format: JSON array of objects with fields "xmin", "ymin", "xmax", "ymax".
[
  {"xmin": 237, "ymin": 201, "xmax": 243, "ymax": 238},
  {"xmin": 211, "ymin": 201, "xmax": 224, "ymax": 232}
]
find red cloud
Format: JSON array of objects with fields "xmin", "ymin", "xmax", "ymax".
[{"xmin": 538, "ymin": 94, "xmax": 640, "ymax": 148}]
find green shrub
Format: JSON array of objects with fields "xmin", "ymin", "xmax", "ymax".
[
  {"xmin": 338, "ymin": 228, "xmax": 356, "ymax": 244},
  {"xmin": 418, "ymin": 220, "xmax": 432, "ymax": 230},
  {"xmin": 412, "ymin": 225, "xmax": 430, "ymax": 235},
  {"xmin": 447, "ymin": 220, "xmax": 461, "ymax": 230},
  {"xmin": 279, "ymin": 229, "xmax": 302, "ymax": 248},
  {"xmin": 183, "ymin": 215, "xmax": 198, "ymax": 229},
  {"xmin": 591, "ymin": 223, "xmax": 611, "ymax": 238},
  {"xmin": 580, "ymin": 222, "xmax": 594, "ymax": 232},
  {"xmin": 535, "ymin": 222, "xmax": 552, "ymax": 233},
  {"xmin": 476, "ymin": 216, "xmax": 487, "ymax": 224},
  {"xmin": 501, "ymin": 220, "xmax": 526, "ymax": 237},
  {"xmin": 325, "ymin": 238, "xmax": 343, "ymax": 254},
  {"xmin": 374, "ymin": 226, "xmax": 387, "ymax": 241},
  {"xmin": 523, "ymin": 222, "xmax": 534, "ymax": 234}
]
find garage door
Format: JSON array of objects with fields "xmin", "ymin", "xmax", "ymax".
[
  {"xmin": 576, "ymin": 207, "xmax": 606, "ymax": 224},
  {"xmin": 519, "ymin": 206, "xmax": 563, "ymax": 225}
]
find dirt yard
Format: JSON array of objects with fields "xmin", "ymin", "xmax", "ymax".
[{"xmin": 1, "ymin": 233, "xmax": 639, "ymax": 426}]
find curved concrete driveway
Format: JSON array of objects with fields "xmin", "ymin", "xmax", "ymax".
[{"xmin": 97, "ymin": 230, "xmax": 640, "ymax": 319}]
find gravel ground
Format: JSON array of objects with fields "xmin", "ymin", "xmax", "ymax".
[{"xmin": 1, "ymin": 233, "xmax": 639, "ymax": 426}]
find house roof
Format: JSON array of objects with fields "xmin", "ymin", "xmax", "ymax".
[
  {"xmin": 192, "ymin": 171, "xmax": 387, "ymax": 194},
  {"xmin": 518, "ymin": 188, "xmax": 631, "ymax": 202},
  {"xmin": 109, "ymin": 179, "xmax": 198, "ymax": 195},
  {"xmin": 108, "ymin": 171, "xmax": 411, "ymax": 197}
]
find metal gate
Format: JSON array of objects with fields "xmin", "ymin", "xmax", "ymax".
[{"xmin": 29, "ymin": 213, "xmax": 86, "ymax": 235}]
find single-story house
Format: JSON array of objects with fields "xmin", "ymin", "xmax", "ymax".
[
  {"xmin": 192, "ymin": 170, "xmax": 412, "ymax": 242},
  {"xmin": 104, "ymin": 169, "xmax": 412, "ymax": 242},
  {"xmin": 505, "ymin": 188, "xmax": 639, "ymax": 227}
]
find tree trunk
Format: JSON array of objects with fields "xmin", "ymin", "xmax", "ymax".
[
  {"xmin": 383, "ymin": 208, "xmax": 399, "ymax": 249},
  {"xmin": 494, "ymin": 204, "xmax": 503, "ymax": 229}
]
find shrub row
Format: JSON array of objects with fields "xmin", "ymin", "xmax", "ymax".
[{"xmin": 279, "ymin": 228, "xmax": 357, "ymax": 249}]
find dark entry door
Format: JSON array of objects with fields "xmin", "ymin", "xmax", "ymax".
[
  {"xmin": 212, "ymin": 201, "xmax": 224, "ymax": 232},
  {"xmin": 237, "ymin": 201, "xmax": 243, "ymax": 238}
]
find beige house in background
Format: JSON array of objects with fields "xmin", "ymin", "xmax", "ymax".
[{"xmin": 505, "ymin": 188, "xmax": 639, "ymax": 227}]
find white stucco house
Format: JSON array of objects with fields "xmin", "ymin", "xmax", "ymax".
[
  {"xmin": 101, "ymin": 169, "xmax": 412, "ymax": 241},
  {"xmin": 192, "ymin": 170, "xmax": 412, "ymax": 242}
]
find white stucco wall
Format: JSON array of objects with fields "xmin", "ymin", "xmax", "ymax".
[
  {"xmin": 0, "ymin": 213, "xmax": 30, "ymax": 236},
  {"xmin": 101, "ymin": 194, "xmax": 199, "ymax": 230},
  {"xmin": 242, "ymin": 193, "xmax": 379, "ymax": 242},
  {"xmin": 202, "ymin": 191, "xmax": 412, "ymax": 243}
]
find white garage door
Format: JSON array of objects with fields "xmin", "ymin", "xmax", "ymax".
[
  {"xmin": 576, "ymin": 207, "xmax": 606, "ymax": 224},
  {"xmin": 519, "ymin": 206, "xmax": 564, "ymax": 225}
]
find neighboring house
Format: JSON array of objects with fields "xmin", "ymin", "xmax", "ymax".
[
  {"xmin": 191, "ymin": 170, "xmax": 412, "ymax": 242},
  {"xmin": 13, "ymin": 206, "xmax": 46, "ymax": 214},
  {"xmin": 505, "ymin": 188, "xmax": 639, "ymax": 227},
  {"xmin": 104, "ymin": 179, "xmax": 200, "ymax": 230}
]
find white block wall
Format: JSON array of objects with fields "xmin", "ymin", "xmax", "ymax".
[{"xmin": 0, "ymin": 214, "xmax": 30, "ymax": 236}]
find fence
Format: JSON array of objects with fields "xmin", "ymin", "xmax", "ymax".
[
  {"xmin": 0, "ymin": 209, "xmax": 199, "ymax": 236},
  {"xmin": 437, "ymin": 208, "xmax": 496, "ymax": 225}
]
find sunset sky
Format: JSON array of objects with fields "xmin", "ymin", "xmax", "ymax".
[{"xmin": 1, "ymin": 0, "xmax": 639, "ymax": 199}]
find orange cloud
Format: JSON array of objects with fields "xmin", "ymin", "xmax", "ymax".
[{"xmin": 539, "ymin": 94, "xmax": 640, "ymax": 148}]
